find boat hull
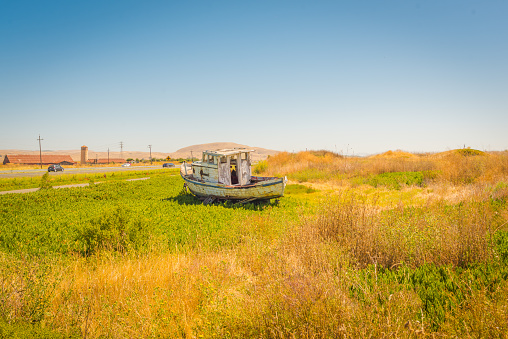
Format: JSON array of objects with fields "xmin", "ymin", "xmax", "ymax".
[{"xmin": 181, "ymin": 174, "xmax": 286, "ymax": 201}]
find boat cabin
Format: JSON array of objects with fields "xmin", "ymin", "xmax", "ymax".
[{"xmin": 190, "ymin": 148, "xmax": 253, "ymax": 186}]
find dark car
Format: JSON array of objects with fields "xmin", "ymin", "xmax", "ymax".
[
  {"xmin": 162, "ymin": 163, "xmax": 175, "ymax": 168},
  {"xmin": 48, "ymin": 164, "xmax": 64, "ymax": 172}
]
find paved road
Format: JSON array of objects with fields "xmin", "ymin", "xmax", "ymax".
[{"xmin": 0, "ymin": 165, "xmax": 179, "ymax": 179}]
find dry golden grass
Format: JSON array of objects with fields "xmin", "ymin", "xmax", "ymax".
[
  {"xmin": 262, "ymin": 151, "xmax": 435, "ymax": 180},
  {"xmin": 38, "ymin": 236, "xmax": 419, "ymax": 338},
  {"xmin": 261, "ymin": 149, "xmax": 508, "ymax": 187},
  {"xmin": 57, "ymin": 253, "xmax": 212, "ymax": 338},
  {"xmin": 437, "ymin": 151, "xmax": 508, "ymax": 184},
  {"xmin": 313, "ymin": 192, "xmax": 503, "ymax": 268},
  {"xmin": 370, "ymin": 149, "xmax": 418, "ymax": 159}
]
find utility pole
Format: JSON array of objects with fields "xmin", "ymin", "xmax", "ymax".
[
  {"xmin": 108, "ymin": 148, "xmax": 110, "ymax": 164},
  {"xmin": 37, "ymin": 134, "xmax": 43, "ymax": 169},
  {"xmin": 120, "ymin": 141, "xmax": 123, "ymax": 160},
  {"xmin": 190, "ymin": 151, "xmax": 193, "ymax": 163},
  {"xmin": 148, "ymin": 145, "xmax": 152, "ymax": 164}
]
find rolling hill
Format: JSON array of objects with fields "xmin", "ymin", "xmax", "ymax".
[{"xmin": 169, "ymin": 142, "xmax": 277, "ymax": 161}]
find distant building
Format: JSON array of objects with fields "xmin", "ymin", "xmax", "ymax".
[
  {"xmin": 81, "ymin": 146, "xmax": 88, "ymax": 165},
  {"xmin": 3, "ymin": 154, "xmax": 75, "ymax": 165}
]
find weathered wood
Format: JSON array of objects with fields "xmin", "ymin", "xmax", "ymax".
[
  {"xmin": 237, "ymin": 153, "xmax": 243, "ymax": 186},
  {"xmin": 181, "ymin": 175, "xmax": 286, "ymax": 200},
  {"xmin": 237, "ymin": 197, "xmax": 257, "ymax": 204},
  {"xmin": 203, "ymin": 196, "xmax": 216, "ymax": 205}
]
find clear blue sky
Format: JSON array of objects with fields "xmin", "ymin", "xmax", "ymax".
[{"xmin": 1, "ymin": 0, "xmax": 507, "ymax": 155}]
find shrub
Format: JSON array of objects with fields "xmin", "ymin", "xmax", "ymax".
[
  {"xmin": 39, "ymin": 173, "xmax": 52, "ymax": 190},
  {"xmin": 309, "ymin": 150, "xmax": 341, "ymax": 158},
  {"xmin": 75, "ymin": 206, "xmax": 149, "ymax": 256},
  {"xmin": 253, "ymin": 160, "xmax": 268, "ymax": 174}
]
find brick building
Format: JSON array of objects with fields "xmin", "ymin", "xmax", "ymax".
[{"xmin": 3, "ymin": 154, "xmax": 75, "ymax": 165}]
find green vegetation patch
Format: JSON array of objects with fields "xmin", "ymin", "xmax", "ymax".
[
  {"xmin": 288, "ymin": 168, "xmax": 344, "ymax": 182},
  {"xmin": 0, "ymin": 174, "xmax": 313, "ymax": 257},
  {"xmin": 352, "ymin": 171, "xmax": 437, "ymax": 190},
  {"xmin": 455, "ymin": 148, "xmax": 486, "ymax": 157},
  {"xmin": 351, "ymin": 245, "xmax": 508, "ymax": 331},
  {"xmin": 0, "ymin": 319, "xmax": 79, "ymax": 339},
  {"xmin": 0, "ymin": 168, "xmax": 179, "ymax": 192},
  {"xmin": 285, "ymin": 184, "xmax": 318, "ymax": 195},
  {"xmin": 253, "ymin": 160, "xmax": 268, "ymax": 174}
]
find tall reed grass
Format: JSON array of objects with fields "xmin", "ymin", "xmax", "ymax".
[
  {"xmin": 258, "ymin": 149, "xmax": 508, "ymax": 187},
  {"xmin": 310, "ymin": 192, "xmax": 503, "ymax": 268}
]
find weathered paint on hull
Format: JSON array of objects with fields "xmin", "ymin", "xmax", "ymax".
[{"xmin": 181, "ymin": 174, "xmax": 286, "ymax": 200}]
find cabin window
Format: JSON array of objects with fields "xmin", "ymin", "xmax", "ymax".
[
  {"xmin": 220, "ymin": 156, "xmax": 226, "ymax": 164},
  {"xmin": 208, "ymin": 155, "xmax": 214, "ymax": 164},
  {"xmin": 241, "ymin": 153, "xmax": 247, "ymax": 160}
]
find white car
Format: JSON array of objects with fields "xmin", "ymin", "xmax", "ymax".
[{"xmin": 122, "ymin": 163, "xmax": 131, "ymax": 167}]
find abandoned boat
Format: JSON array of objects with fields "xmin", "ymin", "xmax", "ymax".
[{"xmin": 180, "ymin": 148, "xmax": 287, "ymax": 203}]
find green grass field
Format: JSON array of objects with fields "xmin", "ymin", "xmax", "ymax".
[
  {"xmin": 1, "ymin": 152, "xmax": 508, "ymax": 338},
  {"xmin": 0, "ymin": 168, "xmax": 179, "ymax": 192}
]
